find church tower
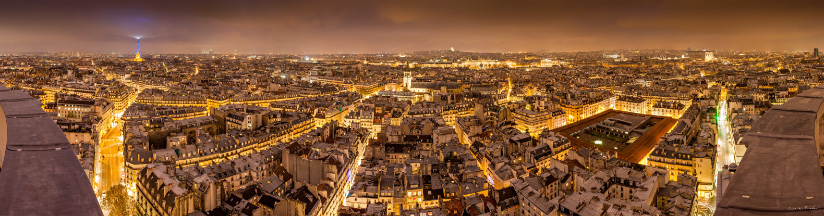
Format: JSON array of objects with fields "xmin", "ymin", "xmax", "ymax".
[{"xmin": 403, "ymin": 71, "xmax": 413, "ymax": 88}]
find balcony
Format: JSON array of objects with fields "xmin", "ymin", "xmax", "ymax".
[{"xmin": 0, "ymin": 86, "xmax": 102, "ymax": 215}]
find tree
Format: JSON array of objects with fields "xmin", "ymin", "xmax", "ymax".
[{"xmin": 101, "ymin": 184, "xmax": 137, "ymax": 216}]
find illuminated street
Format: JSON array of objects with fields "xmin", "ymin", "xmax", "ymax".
[
  {"xmin": 695, "ymin": 93, "xmax": 735, "ymax": 215},
  {"xmin": 94, "ymin": 80, "xmax": 140, "ymax": 197},
  {"xmin": 98, "ymin": 125, "xmax": 124, "ymax": 194},
  {"xmin": 716, "ymin": 99, "xmax": 735, "ymax": 173},
  {"xmin": 339, "ymin": 138, "xmax": 368, "ymax": 209}
]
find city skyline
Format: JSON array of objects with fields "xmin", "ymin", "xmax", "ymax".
[
  {"xmin": 1, "ymin": 1, "xmax": 823, "ymax": 216},
  {"xmin": 1, "ymin": 0, "xmax": 824, "ymax": 53},
  {"xmin": 2, "ymin": 47, "xmax": 820, "ymax": 216}
]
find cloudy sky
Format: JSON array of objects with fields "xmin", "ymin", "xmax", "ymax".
[{"xmin": 0, "ymin": 0, "xmax": 822, "ymax": 53}]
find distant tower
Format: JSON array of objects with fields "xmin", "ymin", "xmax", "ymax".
[
  {"xmin": 705, "ymin": 51, "xmax": 715, "ymax": 62},
  {"xmin": 403, "ymin": 71, "xmax": 413, "ymax": 88},
  {"xmin": 133, "ymin": 38, "xmax": 144, "ymax": 62},
  {"xmin": 815, "ymin": 48, "xmax": 819, "ymax": 58}
]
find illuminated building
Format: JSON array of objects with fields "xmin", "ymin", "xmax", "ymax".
[
  {"xmin": 403, "ymin": 71, "xmax": 413, "ymax": 88},
  {"xmin": 615, "ymin": 95, "xmax": 647, "ymax": 114},
  {"xmin": 553, "ymin": 91, "xmax": 615, "ymax": 123},
  {"xmin": 647, "ymin": 141, "xmax": 696, "ymax": 181},
  {"xmin": 282, "ymin": 123, "xmax": 369, "ymax": 216},
  {"xmin": 97, "ymin": 85, "xmax": 137, "ymax": 117},
  {"xmin": 440, "ymin": 102, "xmax": 475, "ymax": 127},
  {"xmin": 135, "ymin": 164, "xmax": 195, "ymax": 216},
  {"xmin": 705, "ymin": 51, "xmax": 715, "ymax": 62},
  {"xmin": 511, "ymin": 100, "xmax": 566, "ymax": 136},
  {"xmin": 307, "ymin": 62, "xmax": 362, "ymax": 76},
  {"xmin": 651, "ymin": 101, "xmax": 687, "ymax": 118}
]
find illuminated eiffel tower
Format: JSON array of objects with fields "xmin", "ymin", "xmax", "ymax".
[{"xmin": 133, "ymin": 37, "xmax": 144, "ymax": 62}]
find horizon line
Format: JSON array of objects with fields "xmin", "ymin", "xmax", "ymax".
[{"xmin": 0, "ymin": 48, "xmax": 815, "ymax": 56}]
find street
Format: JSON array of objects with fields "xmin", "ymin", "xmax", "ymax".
[
  {"xmin": 98, "ymin": 125, "xmax": 124, "ymax": 194},
  {"xmin": 95, "ymin": 73, "xmax": 142, "ymax": 196},
  {"xmin": 695, "ymin": 95, "xmax": 735, "ymax": 215}
]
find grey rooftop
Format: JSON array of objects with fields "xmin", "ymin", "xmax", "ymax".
[
  {"xmin": 715, "ymin": 84, "xmax": 824, "ymax": 215},
  {"xmin": 0, "ymin": 86, "xmax": 103, "ymax": 215}
]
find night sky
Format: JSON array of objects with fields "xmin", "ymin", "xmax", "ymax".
[{"xmin": 1, "ymin": 0, "xmax": 822, "ymax": 54}]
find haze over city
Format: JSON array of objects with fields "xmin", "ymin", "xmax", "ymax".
[{"xmin": 1, "ymin": 0, "xmax": 824, "ymax": 53}]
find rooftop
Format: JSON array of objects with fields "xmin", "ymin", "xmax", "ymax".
[
  {"xmin": 715, "ymin": 84, "xmax": 824, "ymax": 215},
  {"xmin": 0, "ymin": 86, "xmax": 102, "ymax": 215}
]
